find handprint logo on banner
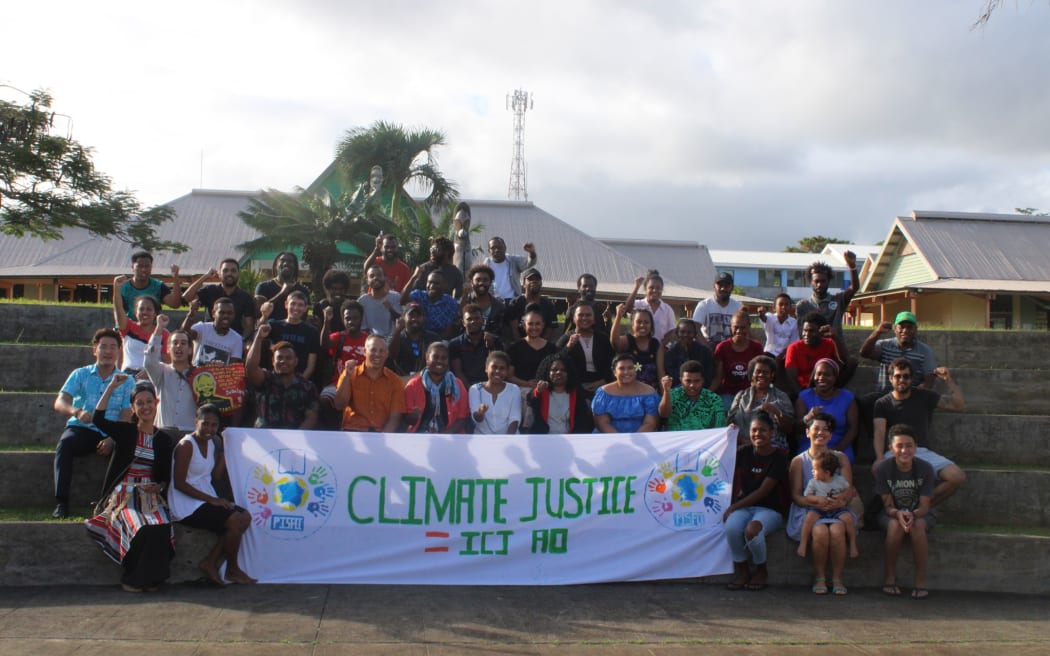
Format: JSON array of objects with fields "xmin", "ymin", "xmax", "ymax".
[
  {"xmin": 644, "ymin": 448, "xmax": 730, "ymax": 531},
  {"xmin": 244, "ymin": 448, "xmax": 337, "ymax": 540}
]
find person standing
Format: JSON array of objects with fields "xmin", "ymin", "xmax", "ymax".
[
  {"xmin": 182, "ymin": 259, "xmax": 256, "ymax": 338},
  {"xmin": 483, "ymin": 234, "xmax": 537, "ymax": 303},
  {"xmin": 692, "ymin": 272, "xmax": 742, "ymax": 347}
]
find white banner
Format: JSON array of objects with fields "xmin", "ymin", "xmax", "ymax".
[{"xmin": 224, "ymin": 427, "xmax": 736, "ymax": 585}]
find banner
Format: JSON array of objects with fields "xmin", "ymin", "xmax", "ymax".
[
  {"xmin": 224, "ymin": 427, "xmax": 736, "ymax": 585},
  {"xmin": 190, "ymin": 363, "xmax": 246, "ymax": 416}
]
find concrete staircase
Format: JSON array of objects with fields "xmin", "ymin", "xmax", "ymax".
[{"xmin": 1, "ymin": 304, "xmax": 1048, "ymax": 591}]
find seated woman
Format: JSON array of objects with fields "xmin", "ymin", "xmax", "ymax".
[
  {"xmin": 168, "ymin": 405, "xmax": 256, "ymax": 585},
  {"xmin": 469, "ymin": 351, "xmax": 522, "ymax": 434},
  {"xmin": 787, "ymin": 412, "xmax": 855, "ymax": 596},
  {"xmin": 729, "ymin": 355, "xmax": 794, "ymax": 451},
  {"xmin": 610, "ymin": 304, "xmax": 660, "ymax": 388},
  {"xmin": 723, "ymin": 412, "xmax": 789, "ymax": 591},
  {"xmin": 592, "ymin": 353, "xmax": 660, "ymax": 433},
  {"xmin": 795, "ymin": 358, "xmax": 858, "ymax": 462},
  {"xmin": 527, "ymin": 352, "xmax": 595, "ymax": 434},
  {"xmin": 85, "ymin": 374, "xmax": 175, "ymax": 592},
  {"xmin": 404, "ymin": 342, "xmax": 470, "ymax": 433}
]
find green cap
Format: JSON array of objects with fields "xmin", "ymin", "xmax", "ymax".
[{"xmin": 894, "ymin": 311, "xmax": 918, "ymax": 326}]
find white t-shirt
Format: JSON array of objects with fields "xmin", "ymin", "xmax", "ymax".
[
  {"xmin": 761, "ymin": 314, "xmax": 798, "ymax": 357},
  {"xmin": 692, "ymin": 297, "xmax": 741, "ymax": 344},
  {"xmin": 469, "ymin": 382, "xmax": 522, "ymax": 434},
  {"xmin": 489, "ymin": 259, "xmax": 513, "ymax": 299},
  {"xmin": 191, "ymin": 321, "xmax": 243, "ymax": 365}
]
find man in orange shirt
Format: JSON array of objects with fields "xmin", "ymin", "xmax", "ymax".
[{"xmin": 334, "ymin": 335, "xmax": 405, "ymax": 432}]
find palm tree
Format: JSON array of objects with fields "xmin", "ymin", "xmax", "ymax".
[
  {"xmin": 336, "ymin": 121, "xmax": 458, "ymax": 219},
  {"xmin": 237, "ymin": 187, "xmax": 395, "ymax": 292}
]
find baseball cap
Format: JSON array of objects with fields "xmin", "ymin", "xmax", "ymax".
[
  {"xmin": 715, "ymin": 272, "xmax": 734, "ymax": 285},
  {"xmin": 522, "ymin": 267, "xmax": 542, "ymax": 281},
  {"xmin": 894, "ymin": 311, "xmax": 918, "ymax": 326}
]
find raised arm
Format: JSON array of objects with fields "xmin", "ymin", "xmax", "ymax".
[
  {"xmin": 400, "ymin": 265, "xmax": 426, "ymax": 305},
  {"xmin": 859, "ymin": 322, "xmax": 891, "ymax": 360},
  {"xmin": 181, "ymin": 298, "xmax": 201, "ymax": 340},
  {"xmin": 934, "ymin": 367, "xmax": 966, "ymax": 411},
  {"xmin": 362, "ymin": 233, "xmax": 383, "ymax": 279},
  {"xmin": 112, "ymin": 275, "xmax": 130, "ymax": 333},
  {"xmin": 181, "ymin": 268, "xmax": 218, "ymax": 305},
  {"xmin": 610, "ymin": 303, "xmax": 629, "ymax": 352},
  {"xmin": 658, "ymin": 376, "xmax": 674, "ymax": 419},
  {"xmin": 624, "ymin": 276, "xmax": 644, "ymax": 313},
  {"xmin": 163, "ymin": 264, "xmax": 183, "ymax": 309},
  {"xmin": 244, "ymin": 323, "xmax": 271, "ymax": 388},
  {"xmin": 842, "ymin": 250, "xmax": 859, "ymax": 304}
]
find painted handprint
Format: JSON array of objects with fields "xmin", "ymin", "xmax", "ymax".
[
  {"xmin": 253, "ymin": 465, "xmax": 274, "ymax": 484},
  {"xmin": 313, "ymin": 484, "xmax": 335, "ymax": 500},
  {"xmin": 705, "ymin": 480, "xmax": 728, "ymax": 496},
  {"xmin": 308, "ymin": 466, "xmax": 328, "ymax": 485},
  {"xmin": 306, "ymin": 501, "xmax": 330, "ymax": 517},
  {"xmin": 646, "ymin": 477, "xmax": 667, "ymax": 494},
  {"xmin": 701, "ymin": 457, "xmax": 720, "ymax": 477},
  {"xmin": 246, "ymin": 487, "xmax": 269, "ymax": 505},
  {"xmin": 253, "ymin": 506, "xmax": 272, "ymax": 526},
  {"xmin": 703, "ymin": 496, "xmax": 721, "ymax": 512}
]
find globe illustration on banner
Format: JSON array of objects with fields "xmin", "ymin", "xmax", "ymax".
[
  {"xmin": 644, "ymin": 449, "xmax": 728, "ymax": 531},
  {"xmin": 274, "ymin": 476, "xmax": 309, "ymax": 511},
  {"xmin": 244, "ymin": 448, "xmax": 337, "ymax": 540}
]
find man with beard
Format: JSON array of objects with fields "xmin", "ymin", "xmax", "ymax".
[
  {"xmin": 255, "ymin": 251, "xmax": 310, "ymax": 322},
  {"xmin": 411, "ymin": 237, "xmax": 464, "ymax": 300},
  {"xmin": 335, "ymin": 334, "xmax": 406, "ymax": 433},
  {"xmin": 183, "ymin": 258, "xmax": 256, "ymax": 338},
  {"xmin": 784, "ymin": 313, "xmax": 843, "ymax": 395},
  {"xmin": 450, "ymin": 303, "xmax": 504, "ymax": 386},
  {"xmin": 358, "ymin": 264, "xmax": 402, "ymax": 339},
  {"xmin": 182, "ymin": 297, "xmax": 243, "ymax": 366},
  {"xmin": 245, "ymin": 324, "xmax": 319, "ymax": 429},
  {"xmin": 692, "ymin": 272, "xmax": 742, "ymax": 347},
  {"xmin": 389, "ymin": 304, "xmax": 442, "ymax": 378},
  {"xmin": 505, "ymin": 268, "xmax": 558, "ymax": 342},
  {"xmin": 363, "ymin": 233, "xmax": 412, "ymax": 293},
  {"xmin": 872, "ymin": 358, "xmax": 966, "ymax": 507},
  {"xmin": 311, "ymin": 269, "xmax": 352, "ymax": 333},
  {"xmin": 460, "ymin": 264, "xmax": 506, "ymax": 335}
]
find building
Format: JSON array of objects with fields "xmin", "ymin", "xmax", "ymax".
[{"xmin": 853, "ymin": 210, "xmax": 1050, "ymax": 329}]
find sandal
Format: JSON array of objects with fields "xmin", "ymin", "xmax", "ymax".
[
  {"xmin": 911, "ymin": 588, "xmax": 929, "ymax": 600},
  {"xmin": 832, "ymin": 580, "xmax": 848, "ymax": 595},
  {"xmin": 882, "ymin": 583, "xmax": 902, "ymax": 596},
  {"xmin": 811, "ymin": 578, "xmax": 828, "ymax": 595}
]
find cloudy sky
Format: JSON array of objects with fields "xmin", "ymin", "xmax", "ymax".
[{"xmin": 5, "ymin": 1, "xmax": 1049, "ymax": 250}]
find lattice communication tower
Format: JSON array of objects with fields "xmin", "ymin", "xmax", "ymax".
[{"xmin": 506, "ymin": 89, "xmax": 533, "ymax": 201}]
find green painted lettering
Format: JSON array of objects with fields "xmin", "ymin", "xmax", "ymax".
[{"xmin": 347, "ymin": 475, "xmax": 375, "ymax": 524}]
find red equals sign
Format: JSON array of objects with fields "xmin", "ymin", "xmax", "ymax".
[{"xmin": 424, "ymin": 531, "xmax": 449, "ymax": 553}]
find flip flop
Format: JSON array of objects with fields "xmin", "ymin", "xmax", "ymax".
[
  {"xmin": 832, "ymin": 580, "xmax": 848, "ymax": 595},
  {"xmin": 811, "ymin": 578, "xmax": 828, "ymax": 595},
  {"xmin": 882, "ymin": 583, "xmax": 902, "ymax": 596},
  {"xmin": 911, "ymin": 588, "xmax": 929, "ymax": 600}
]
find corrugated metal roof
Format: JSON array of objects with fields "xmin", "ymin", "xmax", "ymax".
[
  {"xmin": 467, "ymin": 200, "xmax": 708, "ymax": 301},
  {"xmin": 0, "ymin": 189, "xmax": 261, "ymax": 278},
  {"xmin": 909, "ymin": 279, "xmax": 1050, "ymax": 293},
  {"xmin": 900, "ymin": 211, "xmax": 1050, "ymax": 281},
  {"xmin": 597, "ymin": 238, "xmax": 717, "ymax": 292}
]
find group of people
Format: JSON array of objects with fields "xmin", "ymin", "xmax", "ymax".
[{"xmin": 54, "ymin": 235, "xmax": 965, "ymax": 597}]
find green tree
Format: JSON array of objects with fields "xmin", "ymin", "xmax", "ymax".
[
  {"xmin": 237, "ymin": 187, "xmax": 395, "ymax": 292},
  {"xmin": 0, "ymin": 88, "xmax": 186, "ymax": 253},
  {"xmin": 336, "ymin": 121, "xmax": 458, "ymax": 220},
  {"xmin": 784, "ymin": 235, "xmax": 852, "ymax": 253}
]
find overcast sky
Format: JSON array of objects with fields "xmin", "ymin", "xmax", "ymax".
[{"xmin": 5, "ymin": 1, "xmax": 1049, "ymax": 250}]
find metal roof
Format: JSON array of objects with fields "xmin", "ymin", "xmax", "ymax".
[
  {"xmin": 466, "ymin": 200, "xmax": 709, "ymax": 302},
  {"xmin": 709, "ymin": 249, "xmax": 820, "ymax": 269},
  {"xmin": 597, "ymin": 238, "xmax": 717, "ymax": 293},
  {"xmin": 0, "ymin": 189, "xmax": 260, "ymax": 278},
  {"xmin": 862, "ymin": 210, "xmax": 1050, "ymax": 295}
]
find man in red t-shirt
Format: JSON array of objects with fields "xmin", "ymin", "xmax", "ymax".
[
  {"xmin": 363, "ymin": 233, "xmax": 411, "ymax": 293},
  {"xmin": 784, "ymin": 312, "xmax": 842, "ymax": 395}
]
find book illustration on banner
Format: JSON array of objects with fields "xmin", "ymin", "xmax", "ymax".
[
  {"xmin": 644, "ymin": 448, "xmax": 730, "ymax": 531},
  {"xmin": 244, "ymin": 448, "xmax": 338, "ymax": 540}
]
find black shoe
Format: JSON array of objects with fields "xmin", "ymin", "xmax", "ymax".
[{"xmin": 52, "ymin": 503, "xmax": 68, "ymax": 519}]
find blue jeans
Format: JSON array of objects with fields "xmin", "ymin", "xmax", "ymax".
[{"xmin": 724, "ymin": 506, "xmax": 783, "ymax": 564}]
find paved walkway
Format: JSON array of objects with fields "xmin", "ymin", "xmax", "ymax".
[{"xmin": 0, "ymin": 582, "xmax": 1047, "ymax": 655}]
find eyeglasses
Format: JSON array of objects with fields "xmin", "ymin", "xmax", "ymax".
[{"xmin": 891, "ymin": 373, "xmax": 912, "ymax": 380}]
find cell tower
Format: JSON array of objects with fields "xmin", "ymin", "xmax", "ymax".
[{"xmin": 506, "ymin": 89, "xmax": 533, "ymax": 201}]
